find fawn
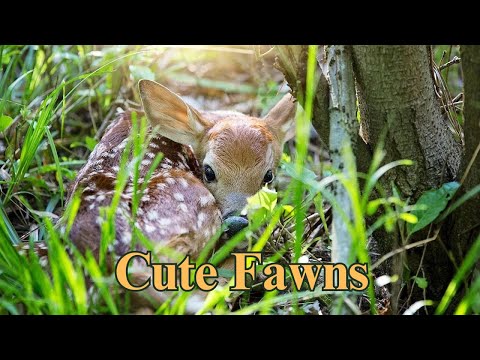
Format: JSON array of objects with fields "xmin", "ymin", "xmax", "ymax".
[
  {"xmin": 68, "ymin": 80, "xmax": 296, "ymax": 260},
  {"xmin": 22, "ymin": 80, "xmax": 297, "ymax": 312}
]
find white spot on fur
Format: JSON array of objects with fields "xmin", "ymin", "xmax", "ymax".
[
  {"xmin": 96, "ymin": 194, "xmax": 106, "ymax": 203},
  {"xmin": 85, "ymin": 195, "xmax": 96, "ymax": 201},
  {"xmin": 158, "ymin": 218, "xmax": 171, "ymax": 226},
  {"xmin": 173, "ymin": 193, "xmax": 185, "ymax": 202},
  {"xmin": 156, "ymin": 183, "xmax": 167, "ymax": 190},
  {"xmin": 197, "ymin": 212, "xmax": 207, "ymax": 228},
  {"xmin": 145, "ymin": 224, "xmax": 156, "ymax": 233},
  {"xmin": 161, "ymin": 163, "xmax": 172, "ymax": 170},
  {"xmin": 108, "ymin": 152, "xmax": 116, "ymax": 158},
  {"xmin": 175, "ymin": 226, "xmax": 188, "ymax": 234},
  {"xmin": 112, "ymin": 165, "xmax": 120, "ymax": 172},
  {"xmin": 147, "ymin": 210, "xmax": 159, "ymax": 221},
  {"xmin": 39, "ymin": 257, "xmax": 49, "ymax": 268},
  {"xmin": 146, "ymin": 152, "xmax": 155, "ymax": 159},
  {"xmin": 165, "ymin": 177, "xmax": 176, "ymax": 185},
  {"xmin": 120, "ymin": 232, "xmax": 131, "ymax": 245},
  {"xmin": 161, "ymin": 140, "xmax": 167, "ymax": 145},
  {"xmin": 206, "ymin": 227, "xmax": 215, "ymax": 238},
  {"xmin": 178, "ymin": 154, "xmax": 187, "ymax": 163},
  {"xmin": 150, "ymin": 142, "xmax": 159, "ymax": 149},
  {"xmin": 141, "ymin": 159, "xmax": 152, "ymax": 167},
  {"xmin": 178, "ymin": 203, "xmax": 188, "ymax": 213},
  {"xmin": 199, "ymin": 194, "xmax": 215, "ymax": 207},
  {"xmin": 89, "ymin": 203, "xmax": 96, "ymax": 210},
  {"xmin": 179, "ymin": 178, "xmax": 188, "ymax": 188}
]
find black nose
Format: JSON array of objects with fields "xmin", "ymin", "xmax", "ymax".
[{"xmin": 223, "ymin": 214, "xmax": 249, "ymax": 238}]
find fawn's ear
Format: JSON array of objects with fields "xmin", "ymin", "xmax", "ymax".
[
  {"xmin": 138, "ymin": 80, "xmax": 211, "ymax": 148},
  {"xmin": 264, "ymin": 93, "xmax": 297, "ymax": 143}
]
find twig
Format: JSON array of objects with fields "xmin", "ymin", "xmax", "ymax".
[
  {"xmin": 286, "ymin": 213, "xmax": 320, "ymax": 233},
  {"xmin": 404, "ymin": 225, "xmax": 431, "ymax": 311},
  {"xmin": 439, "ymin": 56, "xmax": 460, "ymax": 71},
  {"xmin": 371, "ymin": 230, "xmax": 440, "ymax": 271},
  {"xmin": 452, "ymin": 93, "xmax": 463, "ymax": 103}
]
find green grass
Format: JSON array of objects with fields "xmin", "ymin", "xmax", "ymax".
[{"xmin": 0, "ymin": 45, "xmax": 479, "ymax": 315}]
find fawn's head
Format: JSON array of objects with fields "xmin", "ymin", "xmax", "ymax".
[{"xmin": 139, "ymin": 80, "xmax": 296, "ymax": 219}]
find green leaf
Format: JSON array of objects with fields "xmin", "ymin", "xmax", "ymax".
[
  {"xmin": 246, "ymin": 187, "xmax": 278, "ymax": 213},
  {"xmin": 399, "ymin": 213, "xmax": 418, "ymax": 224},
  {"xmin": 385, "ymin": 215, "xmax": 396, "ymax": 232},
  {"xmin": 407, "ymin": 182, "xmax": 460, "ymax": 236},
  {"xmin": 366, "ymin": 199, "xmax": 384, "ymax": 216},
  {"xmin": 282, "ymin": 163, "xmax": 317, "ymax": 185},
  {"xmin": 281, "ymin": 153, "xmax": 291, "ymax": 163},
  {"xmin": 85, "ymin": 136, "xmax": 98, "ymax": 151},
  {"xmin": 282, "ymin": 205, "xmax": 295, "ymax": 219},
  {"xmin": 129, "ymin": 65, "xmax": 155, "ymax": 81},
  {"xmin": 0, "ymin": 115, "xmax": 13, "ymax": 131},
  {"xmin": 414, "ymin": 277, "xmax": 428, "ymax": 289}
]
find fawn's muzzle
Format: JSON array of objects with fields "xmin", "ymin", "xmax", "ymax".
[{"xmin": 223, "ymin": 213, "xmax": 248, "ymax": 238}]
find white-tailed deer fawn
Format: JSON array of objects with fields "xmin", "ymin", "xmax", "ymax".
[
  {"xmin": 69, "ymin": 80, "xmax": 296, "ymax": 260},
  {"xmin": 23, "ymin": 80, "xmax": 297, "ymax": 312}
]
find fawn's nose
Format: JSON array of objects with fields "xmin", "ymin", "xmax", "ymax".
[{"xmin": 223, "ymin": 213, "xmax": 249, "ymax": 238}]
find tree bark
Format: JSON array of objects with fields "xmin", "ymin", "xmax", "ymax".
[
  {"xmin": 352, "ymin": 45, "xmax": 464, "ymax": 308},
  {"xmin": 352, "ymin": 46, "xmax": 462, "ymax": 197},
  {"xmin": 326, "ymin": 45, "xmax": 358, "ymax": 264},
  {"xmin": 275, "ymin": 46, "xmax": 371, "ymax": 173},
  {"xmin": 275, "ymin": 46, "xmax": 330, "ymax": 146}
]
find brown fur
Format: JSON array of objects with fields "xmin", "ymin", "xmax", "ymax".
[{"xmin": 68, "ymin": 111, "xmax": 221, "ymax": 259}]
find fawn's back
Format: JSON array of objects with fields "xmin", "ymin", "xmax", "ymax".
[{"xmin": 68, "ymin": 80, "xmax": 297, "ymax": 261}]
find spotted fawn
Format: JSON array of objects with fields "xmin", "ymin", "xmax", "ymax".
[
  {"xmin": 68, "ymin": 80, "xmax": 296, "ymax": 259},
  {"xmin": 20, "ymin": 80, "xmax": 297, "ymax": 311}
]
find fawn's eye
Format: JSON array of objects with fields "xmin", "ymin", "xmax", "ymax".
[
  {"xmin": 263, "ymin": 170, "xmax": 274, "ymax": 184},
  {"xmin": 204, "ymin": 165, "xmax": 216, "ymax": 183}
]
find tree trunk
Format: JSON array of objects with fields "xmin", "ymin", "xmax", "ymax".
[
  {"xmin": 352, "ymin": 45, "xmax": 464, "ymax": 309},
  {"xmin": 447, "ymin": 45, "xmax": 480, "ymax": 307}
]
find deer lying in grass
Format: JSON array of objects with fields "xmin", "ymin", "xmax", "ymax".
[{"xmin": 23, "ymin": 80, "xmax": 297, "ymax": 312}]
